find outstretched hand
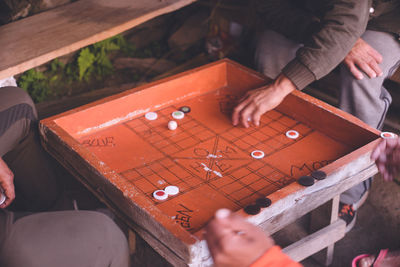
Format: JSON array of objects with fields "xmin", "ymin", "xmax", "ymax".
[
  {"xmin": 205, "ymin": 209, "xmax": 274, "ymax": 267},
  {"xmin": 232, "ymin": 74, "xmax": 296, "ymax": 128},
  {"xmin": 343, "ymin": 38, "xmax": 383, "ymax": 80},
  {"xmin": 0, "ymin": 157, "xmax": 15, "ymax": 208},
  {"xmin": 371, "ymin": 137, "xmax": 400, "ymax": 182}
]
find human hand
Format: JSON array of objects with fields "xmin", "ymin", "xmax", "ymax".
[
  {"xmin": 343, "ymin": 38, "xmax": 383, "ymax": 80},
  {"xmin": 371, "ymin": 137, "xmax": 400, "ymax": 182},
  {"xmin": 0, "ymin": 157, "xmax": 15, "ymax": 208},
  {"xmin": 232, "ymin": 74, "xmax": 296, "ymax": 128},
  {"xmin": 205, "ymin": 209, "xmax": 274, "ymax": 267}
]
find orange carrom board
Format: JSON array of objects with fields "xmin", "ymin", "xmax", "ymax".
[{"xmin": 39, "ymin": 59, "xmax": 380, "ymax": 266}]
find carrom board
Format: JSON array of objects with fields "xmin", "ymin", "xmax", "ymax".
[{"xmin": 40, "ymin": 59, "xmax": 380, "ymax": 266}]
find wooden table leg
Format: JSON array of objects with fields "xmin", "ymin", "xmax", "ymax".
[
  {"xmin": 325, "ymin": 195, "xmax": 340, "ymax": 266},
  {"xmin": 129, "ymin": 230, "xmax": 137, "ymax": 255}
]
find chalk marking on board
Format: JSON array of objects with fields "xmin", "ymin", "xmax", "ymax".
[
  {"xmin": 77, "ymin": 109, "xmax": 150, "ymax": 135},
  {"xmin": 207, "ymin": 154, "xmax": 222, "ymax": 159},
  {"xmin": 200, "ymin": 163, "xmax": 223, "ymax": 177}
]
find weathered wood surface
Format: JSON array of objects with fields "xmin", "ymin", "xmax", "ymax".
[
  {"xmin": 39, "ymin": 60, "xmax": 381, "ymax": 266},
  {"xmin": 256, "ymin": 151, "xmax": 378, "ymax": 235},
  {"xmin": 0, "ymin": 0, "xmax": 196, "ymax": 80}
]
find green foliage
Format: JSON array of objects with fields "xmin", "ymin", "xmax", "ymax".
[
  {"xmin": 50, "ymin": 58, "xmax": 65, "ymax": 72},
  {"xmin": 75, "ymin": 35, "xmax": 136, "ymax": 81},
  {"xmin": 17, "ymin": 34, "xmax": 172, "ymax": 103},
  {"xmin": 18, "ymin": 34, "xmax": 136, "ymax": 102},
  {"xmin": 18, "ymin": 69, "xmax": 50, "ymax": 103},
  {"xmin": 78, "ymin": 47, "xmax": 95, "ymax": 81}
]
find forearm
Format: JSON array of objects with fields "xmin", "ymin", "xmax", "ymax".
[
  {"xmin": 272, "ymin": 73, "xmax": 296, "ymax": 97},
  {"xmin": 283, "ymin": 0, "xmax": 371, "ymax": 89}
]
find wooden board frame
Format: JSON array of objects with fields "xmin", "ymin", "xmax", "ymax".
[
  {"xmin": 0, "ymin": 0, "xmax": 195, "ymax": 80},
  {"xmin": 39, "ymin": 59, "xmax": 380, "ymax": 266}
]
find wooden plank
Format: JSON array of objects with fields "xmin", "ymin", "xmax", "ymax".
[
  {"xmin": 0, "ymin": 0, "xmax": 196, "ymax": 80},
  {"xmin": 282, "ymin": 219, "xmax": 346, "ymax": 262},
  {"xmin": 325, "ymin": 195, "xmax": 340, "ymax": 266},
  {"xmin": 257, "ymin": 152, "xmax": 378, "ymax": 235},
  {"xmin": 129, "ymin": 230, "xmax": 136, "ymax": 255}
]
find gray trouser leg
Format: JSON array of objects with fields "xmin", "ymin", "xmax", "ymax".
[
  {"xmin": 339, "ymin": 30, "xmax": 400, "ymax": 204},
  {"xmin": 0, "ymin": 86, "xmax": 62, "ymax": 211},
  {"xmin": 0, "ymin": 210, "xmax": 129, "ymax": 267},
  {"xmin": 255, "ymin": 30, "xmax": 302, "ymax": 79}
]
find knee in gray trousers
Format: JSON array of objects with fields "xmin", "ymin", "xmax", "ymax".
[
  {"xmin": 0, "ymin": 210, "xmax": 129, "ymax": 267},
  {"xmin": 339, "ymin": 30, "xmax": 400, "ymax": 204}
]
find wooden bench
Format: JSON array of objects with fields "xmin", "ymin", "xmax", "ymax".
[{"xmin": 0, "ymin": 0, "xmax": 196, "ymax": 80}]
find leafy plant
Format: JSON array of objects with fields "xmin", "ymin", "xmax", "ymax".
[
  {"xmin": 18, "ymin": 69, "xmax": 50, "ymax": 103},
  {"xmin": 76, "ymin": 35, "xmax": 134, "ymax": 81},
  {"xmin": 50, "ymin": 58, "xmax": 65, "ymax": 72},
  {"xmin": 17, "ymin": 34, "xmax": 140, "ymax": 102},
  {"xmin": 78, "ymin": 47, "xmax": 95, "ymax": 81}
]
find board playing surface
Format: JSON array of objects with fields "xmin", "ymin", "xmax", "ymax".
[
  {"xmin": 77, "ymin": 88, "xmax": 351, "ymax": 233},
  {"xmin": 41, "ymin": 59, "xmax": 380, "ymax": 265}
]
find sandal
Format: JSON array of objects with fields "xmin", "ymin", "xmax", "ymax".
[{"xmin": 352, "ymin": 249, "xmax": 389, "ymax": 267}]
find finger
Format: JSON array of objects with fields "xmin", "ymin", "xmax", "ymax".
[
  {"xmin": 368, "ymin": 48, "xmax": 383, "ymax": 64},
  {"xmin": 371, "ymin": 139, "xmax": 386, "ymax": 160},
  {"xmin": 219, "ymin": 213, "xmax": 263, "ymax": 236},
  {"xmin": 346, "ymin": 61, "xmax": 364, "ymax": 80},
  {"xmin": 0, "ymin": 182, "xmax": 15, "ymax": 206},
  {"xmin": 206, "ymin": 212, "xmax": 235, "ymax": 242},
  {"xmin": 240, "ymin": 104, "xmax": 256, "ymax": 128},
  {"xmin": 0, "ymin": 197, "xmax": 13, "ymax": 208},
  {"xmin": 368, "ymin": 59, "xmax": 383, "ymax": 77},
  {"xmin": 378, "ymin": 153, "xmax": 388, "ymax": 164},
  {"xmin": 211, "ymin": 209, "xmax": 254, "ymax": 234},
  {"xmin": 356, "ymin": 61, "xmax": 377, "ymax": 79},
  {"xmin": 0, "ymin": 186, "xmax": 14, "ymax": 208},
  {"xmin": 385, "ymin": 137, "xmax": 399, "ymax": 150},
  {"xmin": 252, "ymin": 108, "xmax": 264, "ymax": 127},
  {"xmin": 232, "ymin": 98, "xmax": 252, "ymax": 126}
]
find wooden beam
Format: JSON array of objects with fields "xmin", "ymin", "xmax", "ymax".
[
  {"xmin": 0, "ymin": 0, "xmax": 196, "ymax": 80},
  {"xmin": 282, "ymin": 219, "xmax": 346, "ymax": 262},
  {"xmin": 325, "ymin": 195, "xmax": 340, "ymax": 266},
  {"xmin": 257, "ymin": 155, "xmax": 378, "ymax": 235}
]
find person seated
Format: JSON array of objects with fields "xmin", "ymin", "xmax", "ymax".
[
  {"xmin": 353, "ymin": 136, "xmax": 400, "ymax": 267},
  {"xmin": 233, "ymin": 0, "xmax": 400, "ymax": 231},
  {"xmin": 0, "ymin": 86, "xmax": 129, "ymax": 267}
]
